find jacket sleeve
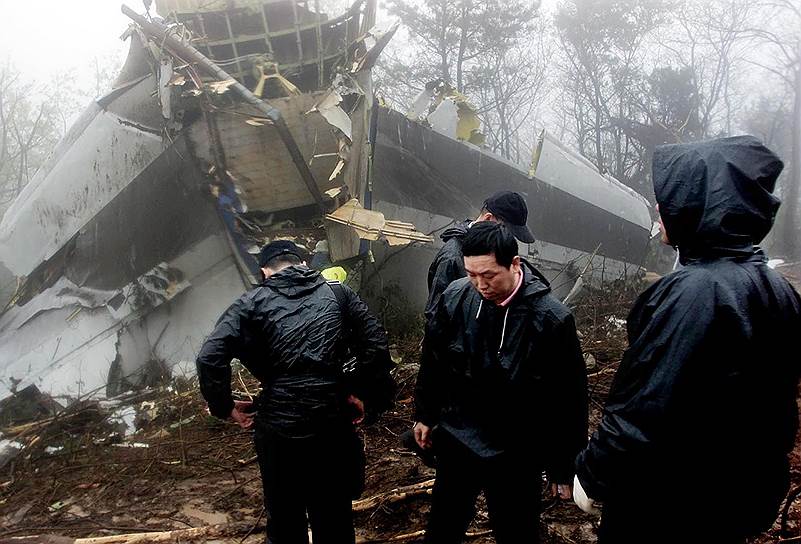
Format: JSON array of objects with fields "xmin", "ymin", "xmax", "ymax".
[
  {"xmin": 542, "ymin": 312, "xmax": 589, "ymax": 484},
  {"xmin": 195, "ymin": 295, "xmax": 254, "ymax": 419},
  {"xmin": 415, "ymin": 293, "xmax": 450, "ymax": 426},
  {"xmin": 342, "ymin": 285, "xmax": 396, "ymax": 417},
  {"xmin": 425, "ymin": 255, "xmax": 464, "ymax": 321},
  {"xmin": 575, "ymin": 279, "xmax": 715, "ymax": 500}
]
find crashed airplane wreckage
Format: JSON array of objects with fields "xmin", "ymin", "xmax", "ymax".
[{"xmin": 0, "ymin": 0, "xmax": 652, "ymax": 402}]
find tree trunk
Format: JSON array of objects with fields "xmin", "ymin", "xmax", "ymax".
[
  {"xmin": 456, "ymin": 2, "xmax": 471, "ymax": 94},
  {"xmin": 784, "ymin": 57, "xmax": 801, "ymax": 259}
]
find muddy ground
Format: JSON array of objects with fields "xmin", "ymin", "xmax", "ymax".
[{"xmin": 0, "ymin": 279, "xmax": 799, "ymax": 543}]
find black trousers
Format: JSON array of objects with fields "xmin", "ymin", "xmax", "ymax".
[
  {"xmin": 424, "ymin": 432, "xmax": 541, "ymax": 544},
  {"xmin": 253, "ymin": 421, "xmax": 364, "ymax": 544},
  {"xmin": 598, "ymin": 502, "xmax": 748, "ymax": 544}
]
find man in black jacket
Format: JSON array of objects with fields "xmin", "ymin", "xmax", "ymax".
[
  {"xmin": 574, "ymin": 136, "xmax": 801, "ymax": 543},
  {"xmin": 196, "ymin": 241, "xmax": 394, "ymax": 544},
  {"xmin": 414, "ymin": 222, "xmax": 588, "ymax": 543},
  {"xmin": 425, "ymin": 191, "xmax": 536, "ymax": 320}
]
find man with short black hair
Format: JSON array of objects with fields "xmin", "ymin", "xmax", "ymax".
[
  {"xmin": 414, "ymin": 222, "xmax": 588, "ymax": 543},
  {"xmin": 426, "ymin": 191, "xmax": 535, "ymax": 319},
  {"xmin": 196, "ymin": 240, "xmax": 395, "ymax": 544}
]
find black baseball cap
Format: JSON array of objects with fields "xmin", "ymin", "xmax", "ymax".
[
  {"xmin": 483, "ymin": 191, "xmax": 535, "ymax": 243},
  {"xmin": 258, "ymin": 240, "xmax": 308, "ymax": 267}
]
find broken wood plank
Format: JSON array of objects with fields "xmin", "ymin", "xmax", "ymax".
[{"xmin": 77, "ymin": 523, "xmax": 254, "ymax": 544}]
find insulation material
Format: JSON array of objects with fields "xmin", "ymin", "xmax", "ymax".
[
  {"xmin": 325, "ymin": 199, "xmax": 433, "ymax": 247},
  {"xmin": 158, "ymin": 56, "xmax": 174, "ymax": 119},
  {"xmin": 308, "ymin": 90, "xmax": 352, "ymax": 140},
  {"xmin": 409, "ymin": 81, "xmax": 484, "ymax": 145}
]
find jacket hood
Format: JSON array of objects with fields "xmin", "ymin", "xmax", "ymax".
[
  {"xmin": 263, "ymin": 265, "xmax": 325, "ymax": 298},
  {"xmin": 440, "ymin": 220, "xmax": 471, "ymax": 243},
  {"xmin": 652, "ymin": 135, "xmax": 783, "ymax": 259},
  {"xmin": 519, "ymin": 258, "xmax": 551, "ymax": 298}
]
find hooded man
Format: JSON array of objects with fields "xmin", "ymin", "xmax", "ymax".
[
  {"xmin": 415, "ymin": 222, "xmax": 588, "ymax": 543},
  {"xmin": 425, "ymin": 191, "xmax": 536, "ymax": 320},
  {"xmin": 574, "ymin": 136, "xmax": 801, "ymax": 543},
  {"xmin": 196, "ymin": 241, "xmax": 395, "ymax": 544}
]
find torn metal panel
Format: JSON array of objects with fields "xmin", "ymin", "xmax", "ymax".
[
  {"xmin": 530, "ymin": 130, "xmax": 652, "ymax": 230},
  {"xmin": 309, "ymin": 72, "xmax": 367, "ymax": 143},
  {"xmin": 0, "ymin": 232, "xmax": 245, "ymax": 402},
  {"xmin": 0, "ymin": 263, "xmax": 187, "ymax": 336},
  {"xmin": 371, "ymin": 107, "xmax": 651, "ymax": 264},
  {"xmin": 0, "ymin": 278, "xmax": 115, "ymax": 334},
  {"xmin": 350, "ymin": 22, "xmax": 400, "ymax": 73},
  {"xmin": 0, "ymin": 75, "xmax": 164, "ymax": 278}
]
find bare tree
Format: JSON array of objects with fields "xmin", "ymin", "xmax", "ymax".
[
  {"xmin": 738, "ymin": 0, "xmax": 801, "ymax": 258},
  {"xmin": 384, "ymin": 0, "xmax": 539, "ymax": 96},
  {"xmin": 554, "ymin": 0, "xmax": 671, "ymax": 194},
  {"xmin": 0, "ymin": 66, "xmax": 60, "ymax": 207},
  {"xmin": 377, "ymin": 0, "xmax": 548, "ymax": 161},
  {"xmin": 655, "ymin": 0, "xmax": 755, "ymax": 138},
  {"xmin": 0, "ymin": 55, "xmax": 122, "ymax": 214},
  {"xmin": 471, "ymin": 22, "xmax": 553, "ymax": 162}
]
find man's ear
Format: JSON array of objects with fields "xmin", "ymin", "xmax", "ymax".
[
  {"xmin": 477, "ymin": 211, "xmax": 495, "ymax": 222},
  {"xmin": 511, "ymin": 255, "xmax": 521, "ymax": 269},
  {"xmin": 260, "ymin": 266, "xmax": 271, "ymax": 280}
]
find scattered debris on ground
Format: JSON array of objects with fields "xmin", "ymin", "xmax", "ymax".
[{"xmin": 1, "ymin": 279, "xmax": 799, "ymax": 543}]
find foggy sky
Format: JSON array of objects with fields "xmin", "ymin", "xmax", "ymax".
[{"xmin": 0, "ymin": 0, "xmax": 130, "ymax": 90}]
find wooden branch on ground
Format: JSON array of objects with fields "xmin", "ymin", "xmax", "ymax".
[
  {"xmin": 1, "ymin": 521, "xmax": 496, "ymax": 544},
  {"xmin": 356, "ymin": 529, "xmax": 492, "ymax": 543},
  {"xmin": 237, "ymin": 455, "xmax": 258, "ymax": 466},
  {"xmin": 0, "ymin": 523, "xmax": 256, "ymax": 544},
  {"xmin": 352, "ymin": 479, "xmax": 435, "ymax": 512}
]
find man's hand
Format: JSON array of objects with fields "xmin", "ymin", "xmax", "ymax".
[
  {"xmin": 549, "ymin": 482, "xmax": 573, "ymax": 500},
  {"xmin": 413, "ymin": 422, "xmax": 433, "ymax": 449},
  {"xmin": 573, "ymin": 475, "xmax": 601, "ymax": 515},
  {"xmin": 347, "ymin": 394, "xmax": 365, "ymax": 425},
  {"xmin": 230, "ymin": 400, "xmax": 255, "ymax": 429}
]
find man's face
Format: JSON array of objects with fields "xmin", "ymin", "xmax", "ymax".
[
  {"xmin": 464, "ymin": 253, "xmax": 520, "ymax": 304},
  {"xmin": 656, "ymin": 204, "xmax": 671, "ymax": 245}
]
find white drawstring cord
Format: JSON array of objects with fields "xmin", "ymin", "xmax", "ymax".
[
  {"xmin": 476, "ymin": 299, "xmax": 483, "ymax": 319},
  {"xmin": 498, "ymin": 306, "xmax": 510, "ymax": 354}
]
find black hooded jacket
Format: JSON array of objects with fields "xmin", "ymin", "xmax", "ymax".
[
  {"xmin": 425, "ymin": 220, "xmax": 471, "ymax": 319},
  {"xmin": 576, "ymin": 136, "xmax": 801, "ymax": 536},
  {"xmin": 416, "ymin": 259, "xmax": 588, "ymax": 483},
  {"xmin": 196, "ymin": 266, "xmax": 394, "ymax": 438}
]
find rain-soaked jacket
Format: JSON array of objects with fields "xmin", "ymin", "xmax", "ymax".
[
  {"xmin": 416, "ymin": 259, "xmax": 588, "ymax": 483},
  {"xmin": 576, "ymin": 136, "xmax": 801, "ymax": 538},
  {"xmin": 425, "ymin": 220, "xmax": 471, "ymax": 319},
  {"xmin": 196, "ymin": 266, "xmax": 394, "ymax": 438}
]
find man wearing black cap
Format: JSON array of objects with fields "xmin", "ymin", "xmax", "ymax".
[
  {"xmin": 426, "ymin": 191, "xmax": 535, "ymax": 320},
  {"xmin": 196, "ymin": 240, "xmax": 395, "ymax": 544}
]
